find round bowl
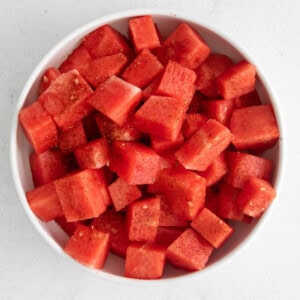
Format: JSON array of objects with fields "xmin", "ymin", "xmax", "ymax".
[{"xmin": 10, "ymin": 9, "xmax": 284, "ymax": 284}]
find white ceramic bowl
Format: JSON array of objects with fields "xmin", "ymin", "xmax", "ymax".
[{"xmin": 10, "ymin": 9, "xmax": 284, "ymax": 285}]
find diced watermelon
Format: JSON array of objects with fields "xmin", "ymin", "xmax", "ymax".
[
  {"xmin": 175, "ymin": 119, "xmax": 232, "ymax": 171},
  {"xmin": 151, "ymin": 45, "xmax": 169, "ymax": 66},
  {"xmin": 162, "ymin": 23, "xmax": 211, "ymax": 69},
  {"xmin": 166, "ymin": 228, "xmax": 214, "ymax": 271},
  {"xmin": 134, "ymin": 95, "xmax": 186, "ymax": 141},
  {"xmin": 195, "ymin": 53, "xmax": 233, "ymax": 98},
  {"xmin": 80, "ymin": 53, "xmax": 128, "ymax": 88},
  {"xmin": 182, "ymin": 113, "xmax": 208, "ymax": 139},
  {"xmin": 224, "ymin": 151, "xmax": 273, "ymax": 189},
  {"xmin": 38, "ymin": 70, "xmax": 94, "ymax": 130},
  {"xmin": 39, "ymin": 67, "xmax": 61, "ymax": 95},
  {"xmin": 199, "ymin": 98, "xmax": 235, "ymax": 126},
  {"xmin": 191, "ymin": 208, "xmax": 234, "ymax": 248},
  {"xmin": 230, "ymin": 104, "xmax": 280, "ymax": 151},
  {"xmin": 234, "ymin": 89, "xmax": 261, "ymax": 108},
  {"xmin": 155, "ymin": 152, "xmax": 183, "ymax": 172},
  {"xmin": 91, "ymin": 208, "xmax": 130, "ymax": 257},
  {"xmin": 74, "ymin": 138, "xmax": 109, "ymax": 169},
  {"xmin": 55, "ymin": 169, "xmax": 108, "ymax": 222},
  {"xmin": 95, "ymin": 112, "xmax": 142, "ymax": 143},
  {"xmin": 109, "ymin": 141, "xmax": 161, "ymax": 185},
  {"xmin": 142, "ymin": 74, "xmax": 162, "ymax": 100},
  {"xmin": 155, "ymin": 227, "xmax": 185, "ymax": 248},
  {"xmin": 26, "ymin": 182, "xmax": 63, "ymax": 222},
  {"xmin": 125, "ymin": 242, "xmax": 166, "ymax": 279},
  {"xmin": 87, "ymin": 76, "xmax": 142, "ymax": 126},
  {"xmin": 58, "ymin": 121, "xmax": 87, "ymax": 153},
  {"xmin": 59, "ymin": 44, "xmax": 92, "ymax": 73},
  {"xmin": 158, "ymin": 195, "xmax": 189, "ymax": 227},
  {"xmin": 64, "ymin": 224, "xmax": 110, "ymax": 269},
  {"xmin": 204, "ymin": 187, "xmax": 220, "ymax": 215},
  {"xmin": 237, "ymin": 177, "xmax": 276, "ymax": 218},
  {"xmin": 151, "ymin": 167, "xmax": 206, "ymax": 220},
  {"xmin": 82, "ymin": 111, "xmax": 101, "ymax": 141},
  {"xmin": 128, "ymin": 15, "xmax": 161, "ymax": 52},
  {"xmin": 126, "ymin": 197, "xmax": 161, "ymax": 242},
  {"xmin": 196, "ymin": 152, "xmax": 228, "ymax": 187},
  {"xmin": 218, "ymin": 182, "xmax": 245, "ymax": 221},
  {"xmin": 187, "ymin": 91, "xmax": 208, "ymax": 113},
  {"xmin": 82, "ymin": 24, "xmax": 133, "ymax": 59},
  {"xmin": 108, "ymin": 177, "xmax": 142, "ymax": 211},
  {"xmin": 30, "ymin": 150, "xmax": 73, "ymax": 187},
  {"xmin": 19, "ymin": 101, "xmax": 58, "ymax": 154},
  {"xmin": 217, "ymin": 61, "xmax": 256, "ymax": 99},
  {"xmin": 150, "ymin": 132, "xmax": 184, "ymax": 154},
  {"xmin": 156, "ymin": 61, "xmax": 196, "ymax": 106},
  {"xmin": 55, "ymin": 216, "xmax": 81, "ymax": 236},
  {"xmin": 122, "ymin": 48, "xmax": 164, "ymax": 88}
]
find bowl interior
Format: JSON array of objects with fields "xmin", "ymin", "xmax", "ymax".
[{"xmin": 11, "ymin": 10, "xmax": 283, "ymax": 283}]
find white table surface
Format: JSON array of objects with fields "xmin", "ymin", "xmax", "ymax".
[{"xmin": 1, "ymin": 0, "xmax": 299, "ymax": 299}]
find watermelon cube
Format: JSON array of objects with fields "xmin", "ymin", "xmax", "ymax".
[
  {"xmin": 29, "ymin": 150, "xmax": 73, "ymax": 187},
  {"xmin": 108, "ymin": 177, "xmax": 142, "ymax": 212},
  {"xmin": 55, "ymin": 216, "xmax": 81, "ymax": 236},
  {"xmin": 224, "ymin": 151, "xmax": 273, "ymax": 189},
  {"xmin": 230, "ymin": 104, "xmax": 280, "ymax": 151},
  {"xmin": 39, "ymin": 67, "xmax": 61, "ymax": 95},
  {"xmin": 95, "ymin": 112, "xmax": 142, "ymax": 143},
  {"xmin": 109, "ymin": 141, "xmax": 161, "ymax": 185},
  {"xmin": 196, "ymin": 152, "xmax": 228, "ymax": 187},
  {"xmin": 87, "ymin": 76, "xmax": 142, "ymax": 126},
  {"xmin": 156, "ymin": 61, "xmax": 196, "ymax": 107},
  {"xmin": 126, "ymin": 197, "xmax": 161, "ymax": 242},
  {"xmin": 237, "ymin": 177, "xmax": 276, "ymax": 218},
  {"xmin": 150, "ymin": 132, "xmax": 185, "ymax": 154},
  {"xmin": 151, "ymin": 167, "xmax": 206, "ymax": 220},
  {"xmin": 59, "ymin": 44, "xmax": 92, "ymax": 74},
  {"xmin": 218, "ymin": 183, "xmax": 245, "ymax": 221},
  {"xmin": 81, "ymin": 53, "xmax": 128, "ymax": 88},
  {"xmin": 195, "ymin": 53, "xmax": 233, "ymax": 98},
  {"xmin": 82, "ymin": 24, "xmax": 133, "ymax": 59},
  {"xmin": 234, "ymin": 89, "xmax": 262, "ymax": 108},
  {"xmin": 166, "ymin": 228, "xmax": 214, "ymax": 271},
  {"xmin": 74, "ymin": 138, "xmax": 109, "ymax": 169},
  {"xmin": 162, "ymin": 23, "xmax": 211, "ymax": 69},
  {"xmin": 125, "ymin": 242, "xmax": 166, "ymax": 279},
  {"xmin": 26, "ymin": 182, "xmax": 63, "ymax": 222},
  {"xmin": 134, "ymin": 95, "xmax": 186, "ymax": 141},
  {"xmin": 58, "ymin": 121, "xmax": 87, "ymax": 153},
  {"xmin": 122, "ymin": 48, "xmax": 164, "ymax": 88},
  {"xmin": 155, "ymin": 227, "xmax": 185, "ymax": 248},
  {"xmin": 158, "ymin": 195, "xmax": 189, "ymax": 227},
  {"xmin": 199, "ymin": 98, "xmax": 235, "ymax": 126},
  {"xmin": 91, "ymin": 208, "xmax": 130, "ymax": 257},
  {"xmin": 175, "ymin": 119, "xmax": 232, "ymax": 171},
  {"xmin": 217, "ymin": 61, "xmax": 256, "ymax": 99},
  {"xmin": 142, "ymin": 75, "xmax": 162, "ymax": 100},
  {"xmin": 64, "ymin": 224, "xmax": 110, "ymax": 269},
  {"xmin": 38, "ymin": 70, "xmax": 94, "ymax": 130},
  {"xmin": 128, "ymin": 15, "xmax": 161, "ymax": 52},
  {"xmin": 186, "ymin": 90, "xmax": 208, "ymax": 113},
  {"xmin": 19, "ymin": 101, "xmax": 58, "ymax": 154},
  {"xmin": 182, "ymin": 113, "xmax": 208, "ymax": 139},
  {"xmin": 82, "ymin": 111, "xmax": 101, "ymax": 141},
  {"xmin": 204, "ymin": 187, "xmax": 220, "ymax": 215},
  {"xmin": 55, "ymin": 169, "xmax": 108, "ymax": 222},
  {"xmin": 191, "ymin": 208, "xmax": 234, "ymax": 248}
]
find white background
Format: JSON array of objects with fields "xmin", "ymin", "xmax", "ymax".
[{"xmin": 1, "ymin": 0, "xmax": 299, "ymax": 299}]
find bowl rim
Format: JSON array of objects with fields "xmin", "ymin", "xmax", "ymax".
[{"xmin": 10, "ymin": 8, "xmax": 285, "ymax": 286}]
